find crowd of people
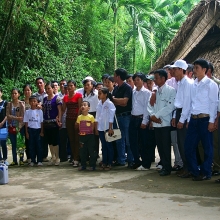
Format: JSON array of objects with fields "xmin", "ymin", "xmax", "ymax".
[{"xmin": 0, "ymin": 58, "xmax": 220, "ymax": 183}]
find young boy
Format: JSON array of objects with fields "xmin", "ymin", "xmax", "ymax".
[
  {"xmin": 23, "ymin": 95, "xmax": 44, "ymax": 166},
  {"xmin": 76, "ymin": 101, "xmax": 96, "ymax": 171}
]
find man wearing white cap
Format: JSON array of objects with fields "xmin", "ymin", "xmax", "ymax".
[
  {"xmin": 171, "ymin": 59, "xmax": 193, "ymax": 177},
  {"xmin": 165, "ymin": 63, "xmax": 183, "ymax": 172}
]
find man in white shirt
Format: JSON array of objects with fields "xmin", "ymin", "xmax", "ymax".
[
  {"xmin": 165, "ymin": 65, "xmax": 183, "ymax": 172},
  {"xmin": 171, "ymin": 60, "xmax": 193, "ymax": 177},
  {"xmin": 129, "ymin": 73, "xmax": 151, "ymax": 170},
  {"xmin": 184, "ymin": 58, "xmax": 218, "ymax": 181},
  {"xmin": 147, "ymin": 69, "xmax": 176, "ymax": 176}
]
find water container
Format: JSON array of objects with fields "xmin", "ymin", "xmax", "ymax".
[{"xmin": 0, "ymin": 163, "xmax": 9, "ymax": 184}]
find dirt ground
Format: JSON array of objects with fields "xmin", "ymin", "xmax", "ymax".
[{"xmin": 0, "ymin": 151, "xmax": 220, "ymax": 220}]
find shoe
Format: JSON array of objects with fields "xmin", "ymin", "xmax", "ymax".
[
  {"xmin": 104, "ymin": 165, "xmax": 111, "ymax": 171},
  {"xmin": 215, "ymin": 178, "xmax": 220, "ymax": 183},
  {"xmin": 113, "ymin": 162, "xmax": 126, "ymax": 166},
  {"xmin": 136, "ymin": 165, "xmax": 149, "ymax": 171},
  {"xmin": 212, "ymin": 170, "xmax": 220, "ymax": 176},
  {"xmin": 172, "ymin": 165, "xmax": 183, "ymax": 171},
  {"xmin": 156, "ymin": 164, "xmax": 163, "ymax": 170},
  {"xmin": 159, "ymin": 170, "xmax": 170, "ymax": 176},
  {"xmin": 131, "ymin": 163, "xmax": 141, "ymax": 169},
  {"xmin": 55, "ymin": 159, "xmax": 60, "ymax": 166},
  {"xmin": 88, "ymin": 167, "xmax": 96, "ymax": 171},
  {"xmin": 181, "ymin": 172, "xmax": 193, "ymax": 178},
  {"xmin": 37, "ymin": 162, "xmax": 43, "ymax": 166},
  {"xmin": 43, "ymin": 158, "xmax": 49, "ymax": 162},
  {"xmin": 9, "ymin": 162, "xmax": 18, "ymax": 166},
  {"xmin": 19, "ymin": 161, "xmax": 24, "ymax": 166},
  {"xmin": 29, "ymin": 162, "xmax": 34, "ymax": 167},
  {"xmin": 73, "ymin": 161, "xmax": 79, "ymax": 167},
  {"xmin": 78, "ymin": 166, "xmax": 86, "ymax": 171},
  {"xmin": 47, "ymin": 159, "xmax": 55, "ymax": 166},
  {"xmin": 192, "ymin": 175, "xmax": 211, "ymax": 181},
  {"xmin": 4, "ymin": 160, "xmax": 9, "ymax": 166},
  {"xmin": 127, "ymin": 162, "xmax": 134, "ymax": 169}
]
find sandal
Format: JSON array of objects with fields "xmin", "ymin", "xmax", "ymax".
[
  {"xmin": 215, "ymin": 178, "xmax": 220, "ymax": 183},
  {"xmin": 104, "ymin": 165, "xmax": 111, "ymax": 171},
  {"xmin": 100, "ymin": 164, "xmax": 106, "ymax": 170}
]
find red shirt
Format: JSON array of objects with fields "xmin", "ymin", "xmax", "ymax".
[{"xmin": 63, "ymin": 93, "xmax": 82, "ymax": 119}]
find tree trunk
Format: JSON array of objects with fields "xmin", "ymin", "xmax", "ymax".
[
  {"xmin": 0, "ymin": 0, "xmax": 16, "ymax": 55},
  {"xmin": 132, "ymin": 9, "xmax": 136, "ymax": 74},
  {"xmin": 113, "ymin": 5, "xmax": 117, "ymax": 70}
]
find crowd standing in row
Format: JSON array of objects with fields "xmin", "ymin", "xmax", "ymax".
[{"xmin": 1, "ymin": 58, "xmax": 220, "ymax": 183}]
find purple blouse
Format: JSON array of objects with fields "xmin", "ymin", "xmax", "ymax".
[{"xmin": 43, "ymin": 95, "xmax": 62, "ymax": 120}]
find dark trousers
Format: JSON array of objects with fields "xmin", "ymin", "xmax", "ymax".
[
  {"xmin": 99, "ymin": 131, "xmax": 114, "ymax": 165},
  {"xmin": 79, "ymin": 134, "xmax": 96, "ymax": 168},
  {"xmin": 28, "ymin": 128, "xmax": 42, "ymax": 163},
  {"xmin": 147, "ymin": 128, "xmax": 157, "ymax": 165},
  {"xmin": 129, "ymin": 116, "xmax": 153, "ymax": 168},
  {"xmin": 20, "ymin": 126, "xmax": 30, "ymax": 160},
  {"xmin": 154, "ymin": 127, "xmax": 172, "ymax": 172},
  {"xmin": 175, "ymin": 109, "xmax": 188, "ymax": 171},
  {"xmin": 41, "ymin": 136, "xmax": 48, "ymax": 159},
  {"xmin": 59, "ymin": 128, "xmax": 68, "ymax": 161},
  {"xmin": 184, "ymin": 117, "xmax": 213, "ymax": 177},
  {"xmin": 0, "ymin": 140, "xmax": 7, "ymax": 160},
  {"xmin": 90, "ymin": 112, "xmax": 100, "ymax": 157}
]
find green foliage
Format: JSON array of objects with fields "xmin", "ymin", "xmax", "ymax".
[{"xmin": 0, "ymin": 0, "xmax": 200, "ymax": 99}]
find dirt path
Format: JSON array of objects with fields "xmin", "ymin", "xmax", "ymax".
[{"xmin": 0, "ymin": 161, "xmax": 220, "ymax": 220}]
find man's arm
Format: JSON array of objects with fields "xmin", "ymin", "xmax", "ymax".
[{"xmin": 112, "ymin": 97, "xmax": 128, "ymax": 106}]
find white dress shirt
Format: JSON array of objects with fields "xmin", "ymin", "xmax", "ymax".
[
  {"xmin": 96, "ymin": 98, "xmax": 116, "ymax": 131},
  {"xmin": 174, "ymin": 76, "xmax": 193, "ymax": 123},
  {"xmin": 190, "ymin": 76, "xmax": 218, "ymax": 123},
  {"xmin": 147, "ymin": 84, "xmax": 176, "ymax": 127},
  {"xmin": 166, "ymin": 77, "xmax": 178, "ymax": 91},
  {"xmin": 76, "ymin": 88, "xmax": 99, "ymax": 112},
  {"xmin": 131, "ymin": 86, "xmax": 151, "ymax": 125}
]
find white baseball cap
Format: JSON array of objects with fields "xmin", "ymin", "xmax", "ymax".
[{"xmin": 170, "ymin": 59, "xmax": 188, "ymax": 70}]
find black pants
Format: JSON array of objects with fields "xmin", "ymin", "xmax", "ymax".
[
  {"xmin": 154, "ymin": 127, "xmax": 172, "ymax": 172},
  {"xmin": 175, "ymin": 109, "xmax": 187, "ymax": 171},
  {"xmin": 59, "ymin": 128, "xmax": 68, "ymax": 161},
  {"xmin": 41, "ymin": 136, "xmax": 48, "ymax": 159},
  {"xmin": 79, "ymin": 134, "xmax": 96, "ymax": 168}
]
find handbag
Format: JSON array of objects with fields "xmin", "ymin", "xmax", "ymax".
[
  {"xmin": 105, "ymin": 115, "xmax": 121, "ymax": 142},
  {"xmin": 0, "ymin": 127, "xmax": 8, "ymax": 140},
  {"xmin": 8, "ymin": 125, "xmax": 17, "ymax": 134},
  {"xmin": 0, "ymin": 101, "xmax": 8, "ymax": 140}
]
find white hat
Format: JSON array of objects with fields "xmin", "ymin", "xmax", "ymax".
[
  {"xmin": 84, "ymin": 76, "xmax": 94, "ymax": 81},
  {"xmin": 170, "ymin": 60, "xmax": 188, "ymax": 70},
  {"xmin": 82, "ymin": 76, "xmax": 97, "ymax": 85}
]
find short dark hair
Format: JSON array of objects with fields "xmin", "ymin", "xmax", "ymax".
[
  {"xmin": 35, "ymin": 77, "xmax": 44, "ymax": 83},
  {"xmin": 102, "ymin": 74, "xmax": 110, "ymax": 80},
  {"xmin": 45, "ymin": 81, "xmax": 56, "ymax": 88},
  {"xmin": 95, "ymin": 82, "xmax": 103, "ymax": 88},
  {"xmin": 0, "ymin": 87, "xmax": 3, "ymax": 93},
  {"xmin": 29, "ymin": 95, "xmax": 37, "ymax": 101},
  {"xmin": 67, "ymin": 80, "xmax": 76, "ymax": 86},
  {"xmin": 187, "ymin": 64, "xmax": 193, "ymax": 72},
  {"xmin": 115, "ymin": 68, "xmax": 128, "ymax": 81},
  {"xmin": 126, "ymin": 74, "xmax": 133, "ymax": 80},
  {"xmin": 107, "ymin": 76, "xmax": 114, "ymax": 83},
  {"xmin": 208, "ymin": 62, "xmax": 214, "ymax": 75},
  {"xmin": 193, "ymin": 58, "xmax": 209, "ymax": 73},
  {"xmin": 154, "ymin": 69, "xmax": 168, "ymax": 81},
  {"xmin": 132, "ymin": 72, "xmax": 145, "ymax": 81},
  {"xmin": 82, "ymin": 100, "xmax": 90, "ymax": 107}
]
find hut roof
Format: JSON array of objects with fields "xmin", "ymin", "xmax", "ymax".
[{"xmin": 151, "ymin": 0, "xmax": 220, "ymax": 74}]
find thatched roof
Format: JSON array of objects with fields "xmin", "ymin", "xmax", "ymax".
[{"xmin": 151, "ymin": 0, "xmax": 220, "ymax": 75}]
